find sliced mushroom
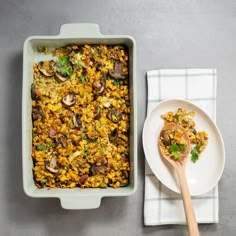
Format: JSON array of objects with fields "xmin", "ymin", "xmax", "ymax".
[
  {"xmin": 46, "ymin": 156, "xmax": 59, "ymax": 173},
  {"xmin": 35, "ymin": 182, "xmax": 44, "ymax": 189},
  {"xmin": 73, "ymin": 114, "xmax": 82, "ymax": 128},
  {"xmin": 96, "ymin": 157, "xmax": 107, "ymax": 166},
  {"xmin": 91, "ymin": 160, "xmax": 108, "ymax": 175},
  {"xmin": 107, "ymin": 108, "xmax": 121, "ymax": 123},
  {"xmin": 38, "ymin": 61, "xmax": 54, "ymax": 77},
  {"xmin": 93, "ymin": 80, "xmax": 105, "ymax": 95},
  {"xmin": 109, "ymin": 128, "xmax": 118, "ymax": 142},
  {"xmin": 49, "ymin": 127, "xmax": 57, "ymax": 138},
  {"xmin": 160, "ymin": 130, "xmax": 171, "ymax": 145},
  {"xmin": 94, "ymin": 112, "xmax": 101, "ymax": 120},
  {"xmin": 109, "ymin": 61, "xmax": 127, "ymax": 79},
  {"xmin": 55, "ymin": 72, "xmax": 69, "ymax": 82},
  {"xmin": 31, "ymin": 84, "xmax": 41, "ymax": 100},
  {"xmin": 78, "ymin": 174, "xmax": 89, "ymax": 185},
  {"xmin": 62, "ymin": 94, "xmax": 76, "ymax": 106},
  {"xmin": 189, "ymin": 128, "xmax": 197, "ymax": 135},
  {"xmin": 87, "ymin": 131, "xmax": 98, "ymax": 141},
  {"xmin": 32, "ymin": 105, "xmax": 44, "ymax": 121},
  {"xmin": 94, "ymin": 106, "xmax": 102, "ymax": 120},
  {"xmin": 55, "ymin": 136, "xmax": 67, "ymax": 148}
]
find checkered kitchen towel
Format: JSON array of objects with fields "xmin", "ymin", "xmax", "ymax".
[{"xmin": 144, "ymin": 69, "xmax": 218, "ymax": 225}]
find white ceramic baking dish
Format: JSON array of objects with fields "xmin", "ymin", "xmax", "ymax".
[{"xmin": 22, "ymin": 23, "xmax": 137, "ymax": 209}]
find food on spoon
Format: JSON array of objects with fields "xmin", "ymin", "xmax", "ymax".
[
  {"xmin": 159, "ymin": 124, "xmax": 188, "ymax": 160},
  {"xmin": 160, "ymin": 108, "xmax": 208, "ymax": 163}
]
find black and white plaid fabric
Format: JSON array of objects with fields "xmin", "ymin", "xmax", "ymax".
[{"xmin": 144, "ymin": 69, "xmax": 218, "ymax": 225}]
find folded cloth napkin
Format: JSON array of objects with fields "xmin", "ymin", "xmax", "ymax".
[{"xmin": 144, "ymin": 69, "xmax": 218, "ymax": 226}]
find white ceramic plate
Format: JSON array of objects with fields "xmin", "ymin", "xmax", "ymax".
[{"xmin": 143, "ymin": 99, "xmax": 225, "ymax": 196}]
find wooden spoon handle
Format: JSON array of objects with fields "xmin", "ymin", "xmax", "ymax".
[{"xmin": 177, "ymin": 167, "xmax": 200, "ymax": 236}]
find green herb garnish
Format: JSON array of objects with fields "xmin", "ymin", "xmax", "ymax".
[
  {"xmin": 79, "ymin": 75, "xmax": 86, "ymax": 83},
  {"xmin": 169, "ymin": 143, "xmax": 186, "ymax": 160},
  {"xmin": 37, "ymin": 144, "xmax": 46, "ymax": 150},
  {"xmin": 97, "ymin": 106, "xmax": 102, "ymax": 113},
  {"xmin": 84, "ymin": 147, "xmax": 88, "ymax": 157},
  {"xmin": 61, "ymin": 67, "xmax": 72, "ymax": 77},
  {"xmin": 57, "ymin": 56, "xmax": 72, "ymax": 77},
  {"xmin": 75, "ymin": 61, "xmax": 86, "ymax": 68},
  {"xmin": 169, "ymin": 143, "xmax": 178, "ymax": 152},
  {"xmin": 191, "ymin": 145, "xmax": 200, "ymax": 163},
  {"xmin": 93, "ymin": 49, "xmax": 99, "ymax": 55},
  {"xmin": 179, "ymin": 144, "xmax": 186, "ymax": 152},
  {"xmin": 172, "ymin": 151, "xmax": 180, "ymax": 159},
  {"xmin": 98, "ymin": 148, "xmax": 104, "ymax": 155},
  {"xmin": 113, "ymin": 79, "xmax": 120, "ymax": 86},
  {"xmin": 173, "ymin": 114, "xmax": 179, "ymax": 120},
  {"xmin": 58, "ymin": 56, "xmax": 69, "ymax": 65},
  {"xmin": 40, "ymin": 178, "xmax": 47, "ymax": 184}
]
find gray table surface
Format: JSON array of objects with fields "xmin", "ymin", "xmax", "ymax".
[{"xmin": 0, "ymin": 0, "xmax": 235, "ymax": 235}]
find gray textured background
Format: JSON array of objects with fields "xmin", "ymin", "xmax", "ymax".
[{"xmin": 0, "ymin": 0, "xmax": 235, "ymax": 235}]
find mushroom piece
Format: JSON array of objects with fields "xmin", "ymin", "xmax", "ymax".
[
  {"xmin": 109, "ymin": 128, "xmax": 118, "ymax": 142},
  {"xmin": 91, "ymin": 158, "xmax": 108, "ymax": 175},
  {"xmin": 31, "ymin": 84, "xmax": 41, "ymax": 100},
  {"xmin": 55, "ymin": 72, "xmax": 69, "ymax": 82},
  {"xmin": 55, "ymin": 136, "xmax": 67, "ymax": 148},
  {"xmin": 91, "ymin": 165, "xmax": 107, "ymax": 175},
  {"xmin": 92, "ymin": 80, "xmax": 105, "ymax": 95},
  {"xmin": 160, "ymin": 130, "xmax": 171, "ymax": 145},
  {"xmin": 35, "ymin": 182, "xmax": 44, "ymax": 189},
  {"xmin": 94, "ymin": 106, "xmax": 102, "ymax": 120},
  {"xmin": 78, "ymin": 174, "xmax": 89, "ymax": 185},
  {"xmin": 38, "ymin": 61, "xmax": 55, "ymax": 77},
  {"xmin": 109, "ymin": 61, "xmax": 127, "ymax": 79},
  {"xmin": 49, "ymin": 127, "xmax": 57, "ymax": 138},
  {"xmin": 189, "ymin": 128, "xmax": 197, "ymax": 135},
  {"xmin": 87, "ymin": 131, "xmax": 98, "ymax": 141},
  {"xmin": 73, "ymin": 113, "xmax": 82, "ymax": 128},
  {"xmin": 62, "ymin": 94, "xmax": 76, "ymax": 106},
  {"xmin": 45, "ymin": 156, "xmax": 59, "ymax": 173},
  {"xmin": 32, "ymin": 105, "xmax": 44, "ymax": 121},
  {"xmin": 107, "ymin": 108, "xmax": 121, "ymax": 123},
  {"xmin": 94, "ymin": 112, "xmax": 101, "ymax": 120}
]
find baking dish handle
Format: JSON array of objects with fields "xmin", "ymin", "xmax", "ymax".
[
  {"xmin": 60, "ymin": 196, "xmax": 102, "ymax": 210},
  {"xmin": 59, "ymin": 23, "xmax": 102, "ymax": 37}
]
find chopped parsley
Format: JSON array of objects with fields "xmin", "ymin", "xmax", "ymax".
[
  {"xmin": 191, "ymin": 145, "xmax": 200, "ymax": 163},
  {"xmin": 40, "ymin": 178, "xmax": 47, "ymax": 184},
  {"xmin": 93, "ymin": 49, "xmax": 99, "ymax": 55},
  {"xmin": 98, "ymin": 148, "xmax": 104, "ymax": 155},
  {"xmin": 84, "ymin": 147, "xmax": 89, "ymax": 157},
  {"xmin": 37, "ymin": 144, "xmax": 46, "ymax": 151},
  {"xmin": 113, "ymin": 79, "xmax": 120, "ymax": 86},
  {"xmin": 75, "ymin": 61, "xmax": 86, "ymax": 68},
  {"xmin": 97, "ymin": 106, "xmax": 102, "ymax": 113},
  {"xmin": 169, "ymin": 143, "xmax": 186, "ymax": 160},
  {"xmin": 79, "ymin": 75, "xmax": 86, "ymax": 83},
  {"xmin": 179, "ymin": 144, "xmax": 186, "ymax": 152},
  {"xmin": 61, "ymin": 67, "xmax": 72, "ymax": 77},
  {"xmin": 57, "ymin": 56, "xmax": 72, "ymax": 77},
  {"xmin": 58, "ymin": 56, "xmax": 69, "ymax": 65}
]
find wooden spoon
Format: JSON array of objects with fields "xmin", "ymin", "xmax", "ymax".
[{"xmin": 158, "ymin": 122, "xmax": 200, "ymax": 236}]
